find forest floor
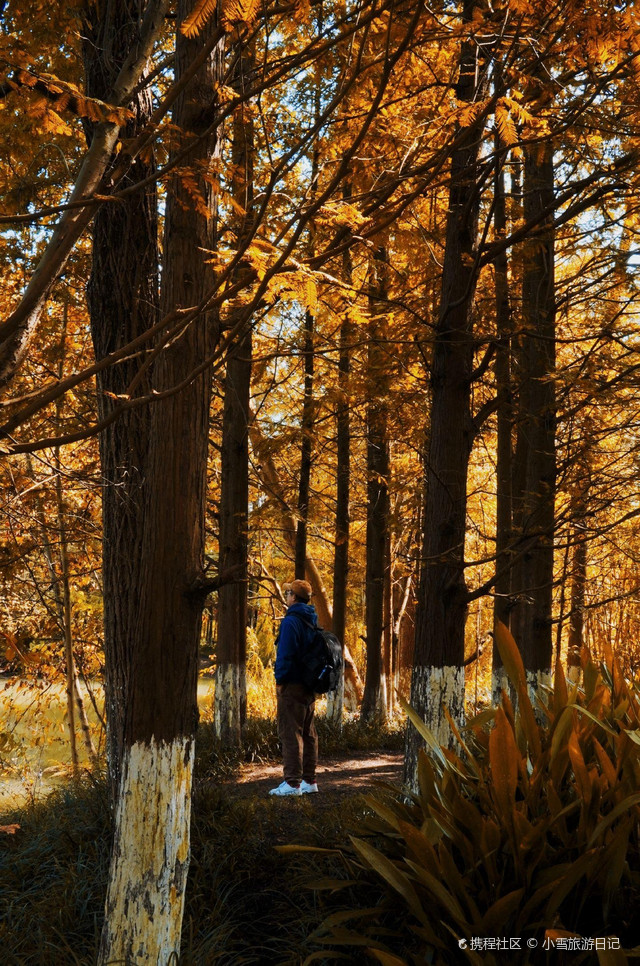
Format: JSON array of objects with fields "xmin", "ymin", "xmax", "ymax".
[
  {"xmin": 186, "ymin": 749, "xmax": 407, "ymax": 962},
  {"xmin": 0, "ymin": 743, "xmax": 407, "ymax": 964},
  {"xmin": 207, "ymin": 750, "xmax": 404, "ymax": 830},
  {"xmin": 225, "ymin": 751, "xmax": 403, "ymax": 797}
]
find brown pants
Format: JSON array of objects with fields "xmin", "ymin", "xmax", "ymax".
[{"xmin": 276, "ymin": 682, "xmax": 318, "ymax": 785}]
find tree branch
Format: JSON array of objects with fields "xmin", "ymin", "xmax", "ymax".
[{"xmin": 0, "ymin": 0, "xmax": 171, "ymax": 387}]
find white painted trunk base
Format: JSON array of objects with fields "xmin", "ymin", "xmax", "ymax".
[
  {"xmin": 214, "ymin": 662, "xmax": 244, "ymax": 744},
  {"xmin": 567, "ymin": 666, "xmax": 581, "ymax": 687},
  {"xmin": 98, "ymin": 737, "xmax": 194, "ymax": 966},
  {"xmin": 404, "ymin": 664, "xmax": 466, "ymax": 792},
  {"xmin": 527, "ymin": 668, "xmax": 552, "ymax": 720},
  {"xmin": 377, "ymin": 673, "xmax": 388, "ymax": 720},
  {"xmin": 491, "ymin": 670, "xmax": 513, "ymax": 709},
  {"xmin": 525, "ymin": 668, "xmax": 552, "ymax": 694},
  {"xmin": 325, "ymin": 667, "xmax": 344, "ymax": 725},
  {"xmin": 414, "ymin": 664, "xmax": 465, "ymax": 749}
]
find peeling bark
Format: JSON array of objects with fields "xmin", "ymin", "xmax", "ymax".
[
  {"xmin": 98, "ymin": 738, "xmax": 194, "ymax": 966},
  {"xmin": 214, "ymin": 662, "xmax": 246, "ymax": 743},
  {"xmin": 404, "ymin": 665, "xmax": 465, "ymax": 788}
]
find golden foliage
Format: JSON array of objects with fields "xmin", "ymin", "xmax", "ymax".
[
  {"xmin": 0, "ymin": 66, "xmax": 132, "ymax": 124},
  {"xmin": 181, "ymin": 0, "xmax": 260, "ymax": 37},
  {"xmin": 495, "ymin": 104, "xmax": 518, "ymax": 147},
  {"xmin": 221, "ymin": 0, "xmax": 261, "ymax": 31},
  {"xmin": 180, "ymin": 0, "xmax": 218, "ymax": 38}
]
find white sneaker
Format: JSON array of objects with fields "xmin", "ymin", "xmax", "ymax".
[
  {"xmin": 269, "ymin": 781, "xmax": 302, "ymax": 797},
  {"xmin": 300, "ymin": 780, "xmax": 318, "ymax": 794}
]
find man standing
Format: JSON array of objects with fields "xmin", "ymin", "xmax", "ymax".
[{"xmin": 270, "ymin": 579, "xmax": 319, "ymax": 796}]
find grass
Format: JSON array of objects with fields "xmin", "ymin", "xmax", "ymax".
[
  {"xmin": 0, "ymin": 713, "xmax": 403, "ymax": 965},
  {"xmin": 0, "ymin": 679, "xmax": 223, "ymax": 807},
  {"xmin": 0, "ymin": 774, "xmax": 110, "ymax": 965}
]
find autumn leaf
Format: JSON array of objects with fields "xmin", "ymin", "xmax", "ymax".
[{"xmin": 180, "ymin": 0, "xmax": 218, "ymax": 37}]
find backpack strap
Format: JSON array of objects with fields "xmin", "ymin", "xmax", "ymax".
[{"xmin": 291, "ymin": 614, "xmax": 320, "ymax": 632}]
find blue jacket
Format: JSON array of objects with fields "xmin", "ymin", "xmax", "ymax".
[{"xmin": 274, "ymin": 602, "xmax": 318, "ymax": 684}]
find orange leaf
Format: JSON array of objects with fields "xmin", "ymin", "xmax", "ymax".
[
  {"xmin": 489, "ymin": 706, "xmax": 519, "ymax": 818},
  {"xmin": 553, "ymin": 650, "xmax": 568, "ymax": 716},
  {"xmin": 568, "ymin": 732, "xmax": 592, "ymax": 806},
  {"xmin": 494, "ymin": 622, "xmax": 542, "ymax": 760}
]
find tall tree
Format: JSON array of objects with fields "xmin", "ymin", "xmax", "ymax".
[
  {"xmin": 361, "ymin": 247, "xmax": 390, "ymax": 720},
  {"xmin": 327, "ymin": 243, "xmax": 353, "ymax": 724},
  {"xmin": 97, "ymin": 4, "xmax": 225, "ymax": 960},
  {"xmin": 492, "ymin": 129, "xmax": 515, "ymax": 699},
  {"xmin": 405, "ymin": 0, "xmax": 490, "ymax": 781},
  {"xmin": 294, "ymin": 306, "xmax": 315, "ymax": 578},
  {"xmin": 82, "ymin": 0, "xmax": 161, "ymax": 797},
  {"xmin": 510, "ymin": 130, "xmax": 556, "ymax": 693},
  {"xmin": 294, "ymin": 5, "xmax": 323, "ymax": 580},
  {"xmin": 215, "ymin": 41, "xmax": 255, "ymax": 746}
]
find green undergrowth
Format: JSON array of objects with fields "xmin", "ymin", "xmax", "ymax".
[{"xmin": 0, "ymin": 714, "xmax": 402, "ymax": 964}]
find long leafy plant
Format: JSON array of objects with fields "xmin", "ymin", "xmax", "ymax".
[{"xmin": 293, "ymin": 624, "xmax": 640, "ymax": 965}]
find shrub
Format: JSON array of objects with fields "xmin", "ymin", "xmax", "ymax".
[{"xmin": 302, "ymin": 625, "xmax": 640, "ymax": 965}]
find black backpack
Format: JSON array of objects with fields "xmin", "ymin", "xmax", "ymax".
[{"xmin": 295, "ymin": 616, "xmax": 343, "ymax": 694}]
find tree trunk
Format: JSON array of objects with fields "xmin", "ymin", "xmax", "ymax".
[
  {"xmin": 215, "ymin": 321, "xmax": 251, "ymax": 744},
  {"xmin": 405, "ymin": 0, "xmax": 487, "ymax": 783},
  {"xmin": 97, "ymin": 5, "xmax": 224, "ymax": 962},
  {"xmin": 567, "ymin": 459, "xmax": 590, "ymax": 683},
  {"xmin": 249, "ymin": 410, "xmax": 334, "ymax": 626},
  {"xmin": 82, "ymin": 0, "xmax": 160, "ymax": 799},
  {"xmin": 55, "ymin": 450, "xmax": 79, "ymax": 776},
  {"xmin": 73, "ymin": 674, "xmax": 98, "ymax": 762},
  {"xmin": 492, "ymin": 134, "xmax": 515, "ymax": 701},
  {"xmin": 215, "ymin": 44, "xmax": 255, "ymax": 746},
  {"xmin": 28, "ymin": 444, "xmax": 87, "ymax": 770},
  {"xmin": 295, "ymin": 27, "xmax": 322, "ymax": 579},
  {"xmin": 250, "ymin": 410, "xmax": 365, "ymax": 706},
  {"xmin": 294, "ymin": 308, "xmax": 315, "ymax": 578},
  {"xmin": 393, "ymin": 570, "xmax": 413, "ymax": 692},
  {"xmin": 361, "ymin": 249, "xmax": 390, "ymax": 722},
  {"xmin": 510, "ymin": 134, "xmax": 556, "ymax": 696},
  {"xmin": 383, "ymin": 529, "xmax": 393, "ymax": 715},
  {"xmin": 327, "ymin": 266, "xmax": 352, "ymax": 724}
]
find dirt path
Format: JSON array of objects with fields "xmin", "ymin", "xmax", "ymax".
[{"xmin": 218, "ymin": 751, "xmax": 405, "ymax": 802}]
